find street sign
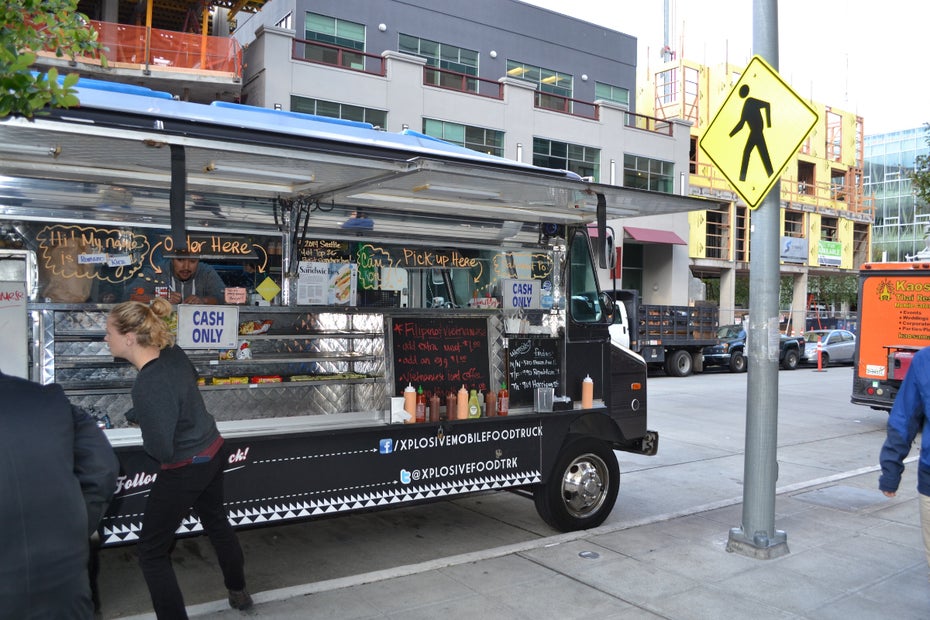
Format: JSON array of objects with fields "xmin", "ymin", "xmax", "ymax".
[{"xmin": 699, "ymin": 55, "xmax": 818, "ymax": 210}]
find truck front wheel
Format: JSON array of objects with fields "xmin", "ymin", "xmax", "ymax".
[
  {"xmin": 729, "ymin": 351, "xmax": 747, "ymax": 373},
  {"xmin": 781, "ymin": 348, "xmax": 799, "ymax": 370},
  {"xmin": 664, "ymin": 350, "xmax": 693, "ymax": 377},
  {"xmin": 534, "ymin": 438, "xmax": 620, "ymax": 531}
]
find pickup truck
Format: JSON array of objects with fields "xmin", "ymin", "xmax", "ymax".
[{"xmin": 703, "ymin": 324, "xmax": 806, "ymax": 372}]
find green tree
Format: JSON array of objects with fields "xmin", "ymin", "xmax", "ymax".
[
  {"xmin": 0, "ymin": 0, "xmax": 104, "ymax": 118},
  {"xmin": 913, "ymin": 123, "xmax": 930, "ymax": 204},
  {"xmin": 807, "ymin": 274, "xmax": 858, "ymax": 310}
]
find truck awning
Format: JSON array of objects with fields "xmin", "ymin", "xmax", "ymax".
[
  {"xmin": 0, "ymin": 81, "xmax": 726, "ymax": 244},
  {"xmin": 623, "ymin": 226, "xmax": 687, "ymax": 245}
]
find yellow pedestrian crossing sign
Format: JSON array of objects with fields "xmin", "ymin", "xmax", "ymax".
[{"xmin": 699, "ymin": 55, "xmax": 818, "ymax": 210}]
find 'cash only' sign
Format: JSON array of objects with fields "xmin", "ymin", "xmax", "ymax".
[{"xmin": 176, "ymin": 304, "xmax": 239, "ymax": 349}]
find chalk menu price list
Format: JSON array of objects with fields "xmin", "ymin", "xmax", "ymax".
[
  {"xmin": 507, "ymin": 336, "xmax": 560, "ymax": 406},
  {"xmin": 391, "ymin": 317, "xmax": 490, "ymax": 397}
]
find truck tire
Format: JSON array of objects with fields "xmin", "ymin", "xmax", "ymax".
[
  {"xmin": 781, "ymin": 348, "xmax": 799, "ymax": 370},
  {"xmin": 664, "ymin": 350, "xmax": 693, "ymax": 377},
  {"xmin": 534, "ymin": 437, "xmax": 619, "ymax": 532},
  {"xmin": 729, "ymin": 351, "xmax": 747, "ymax": 373}
]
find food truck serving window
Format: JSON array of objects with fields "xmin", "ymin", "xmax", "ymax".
[
  {"xmin": 8, "ymin": 222, "xmax": 277, "ymax": 304},
  {"xmin": 12, "ymin": 217, "xmax": 557, "ymax": 310},
  {"xmin": 329, "ymin": 240, "xmax": 555, "ymax": 310}
]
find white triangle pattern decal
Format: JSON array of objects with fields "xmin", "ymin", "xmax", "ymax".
[{"xmin": 101, "ymin": 470, "xmax": 541, "ymax": 543}]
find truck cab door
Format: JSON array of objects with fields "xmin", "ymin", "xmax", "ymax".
[{"xmin": 564, "ymin": 229, "xmax": 610, "ymax": 402}]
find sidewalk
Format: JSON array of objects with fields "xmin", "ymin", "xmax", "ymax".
[{"xmin": 124, "ymin": 464, "xmax": 930, "ymax": 620}]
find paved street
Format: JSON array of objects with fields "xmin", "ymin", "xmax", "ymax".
[{"xmin": 98, "ymin": 365, "xmax": 909, "ymax": 619}]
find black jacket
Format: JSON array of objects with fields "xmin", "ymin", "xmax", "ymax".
[{"xmin": 0, "ymin": 372, "xmax": 119, "ymax": 619}]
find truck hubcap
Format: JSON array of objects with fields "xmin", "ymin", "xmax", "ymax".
[{"xmin": 561, "ymin": 455, "xmax": 610, "ymax": 517}]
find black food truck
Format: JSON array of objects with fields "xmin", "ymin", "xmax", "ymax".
[{"xmin": 0, "ymin": 80, "xmax": 711, "ymax": 543}]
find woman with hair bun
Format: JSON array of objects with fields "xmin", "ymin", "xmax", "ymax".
[{"xmin": 106, "ymin": 297, "xmax": 251, "ymax": 618}]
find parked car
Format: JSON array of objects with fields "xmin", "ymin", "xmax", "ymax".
[
  {"xmin": 802, "ymin": 329, "xmax": 856, "ymax": 366},
  {"xmin": 704, "ymin": 324, "xmax": 806, "ymax": 372}
]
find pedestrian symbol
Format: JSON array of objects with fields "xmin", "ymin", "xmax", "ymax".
[
  {"xmin": 700, "ymin": 56, "xmax": 818, "ymax": 210},
  {"xmin": 730, "ymin": 85, "xmax": 773, "ymax": 181}
]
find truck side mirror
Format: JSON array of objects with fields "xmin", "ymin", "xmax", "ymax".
[{"xmin": 600, "ymin": 291, "xmax": 615, "ymax": 318}]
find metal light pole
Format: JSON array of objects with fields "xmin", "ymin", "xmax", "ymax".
[{"xmin": 726, "ymin": 0, "xmax": 789, "ymax": 560}]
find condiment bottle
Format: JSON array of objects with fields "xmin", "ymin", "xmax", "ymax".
[
  {"xmin": 457, "ymin": 385, "xmax": 469, "ymax": 419},
  {"xmin": 582, "ymin": 374, "xmax": 594, "ymax": 409},
  {"xmin": 468, "ymin": 389, "xmax": 481, "ymax": 418},
  {"xmin": 497, "ymin": 382, "xmax": 509, "ymax": 416},
  {"xmin": 445, "ymin": 390, "xmax": 456, "ymax": 421},
  {"xmin": 484, "ymin": 389, "xmax": 496, "ymax": 417},
  {"xmin": 403, "ymin": 383, "xmax": 416, "ymax": 423},
  {"xmin": 415, "ymin": 385, "xmax": 426, "ymax": 423},
  {"xmin": 429, "ymin": 392, "xmax": 441, "ymax": 422}
]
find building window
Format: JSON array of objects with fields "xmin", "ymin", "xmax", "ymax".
[
  {"xmin": 705, "ymin": 206, "xmax": 730, "ymax": 260},
  {"xmin": 399, "ymin": 34, "xmax": 478, "ymax": 75},
  {"xmin": 305, "ymin": 12, "xmax": 365, "ymax": 51},
  {"xmin": 533, "ymin": 138, "xmax": 599, "ymax": 180},
  {"xmin": 623, "ymin": 154, "xmax": 673, "ymax": 193},
  {"xmin": 826, "ymin": 109, "xmax": 843, "ymax": 162},
  {"xmin": 594, "ymin": 82, "xmax": 629, "ymax": 108},
  {"xmin": 797, "ymin": 160, "xmax": 815, "ymax": 195},
  {"xmin": 689, "ymin": 136, "xmax": 698, "ymax": 174},
  {"xmin": 821, "ymin": 216, "xmax": 838, "ymax": 241},
  {"xmin": 290, "ymin": 96, "xmax": 387, "ymax": 128},
  {"xmin": 506, "ymin": 61, "xmax": 572, "ymax": 98},
  {"xmin": 831, "ymin": 168, "xmax": 847, "ymax": 201},
  {"xmin": 656, "ymin": 68, "xmax": 677, "ymax": 105},
  {"xmin": 784, "ymin": 211, "xmax": 804, "ymax": 238},
  {"xmin": 735, "ymin": 206, "xmax": 749, "ymax": 262},
  {"xmin": 423, "ymin": 119, "xmax": 503, "ymax": 157}
]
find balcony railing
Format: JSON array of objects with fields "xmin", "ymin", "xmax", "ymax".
[
  {"xmin": 74, "ymin": 21, "xmax": 242, "ymax": 76},
  {"xmin": 423, "ymin": 66, "xmax": 503, "ymax": 99},
  {"xmin": 534, "ymin": 91, "xmax": 598, "ymax": 120},
  {"xmin": 291, "ymin": 38, "xmax": 385, "ymax": 76},
  {"xmin": 690, "ymin": 168, "xmax": 875, "ymax": 218},
  {"xmin": 624, "ymin": 111, "xmax": 673, "ymax": 136}
]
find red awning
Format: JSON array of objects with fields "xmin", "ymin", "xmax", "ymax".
[{"xmin": 623, "ymin": 226, "xmax": 687, "ymax": 245}]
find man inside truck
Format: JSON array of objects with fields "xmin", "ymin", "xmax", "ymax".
[{"xmin": 130, "ymin": 250, "xmax": 226, "ymax": 305}]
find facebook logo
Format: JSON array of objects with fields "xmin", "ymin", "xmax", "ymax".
[{"xmin": 379, "ymin": 438, "xmax": 393, "ymax": 454}]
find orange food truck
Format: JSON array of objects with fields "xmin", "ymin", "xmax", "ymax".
[{"xmin": 851, "ymin": 261, "xmax": 930, "ymax": 410}]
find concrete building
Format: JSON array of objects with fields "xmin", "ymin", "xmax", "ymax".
[
  {"xmin": 232, "ymin": 0, "xmax": 701, "ymax": 305},
  {"xmin": 638, "ymin": 55, "xmax": 873, "ymax": 328},
  {"xmin": 864, "ymin": 127, "xmax": 930, "ymax": 261}
]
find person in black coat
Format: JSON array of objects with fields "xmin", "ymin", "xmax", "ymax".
[{"xmin": 0, "ymin": 371, "xmax": 120, "ymax": 619}]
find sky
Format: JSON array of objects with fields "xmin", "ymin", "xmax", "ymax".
[{"xmin": 522, "ymin": 0, "xmax": 928, "ymax": 135}]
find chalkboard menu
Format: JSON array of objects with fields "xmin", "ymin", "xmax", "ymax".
[
  {"xmin": 297, "ymin": 239, "xmax": 352, "ymax": 263},
  {"xmin": 507, "ymin": 337, "xmax": 561, "ymax": 406},
  {"xmin": 392, "ymin": 317, "xmax": 490, "ymax": 397}
]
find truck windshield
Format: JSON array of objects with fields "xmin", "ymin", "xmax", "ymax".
[
  {"xmin": 717, "ymin": 325, "xmax": 743, "ymax": 339},
  {"xmin": 568, "ymin": 232, "xmax": 602, "ymax": 323}
]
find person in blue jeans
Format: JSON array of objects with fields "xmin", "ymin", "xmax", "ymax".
[
  {"xmin": 106, "ymin": 297, "xmax": 251, "ymax": 618},
  {"xmin": 879, "ymin": 346, "xmax": 930, "ymax": 573}
]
